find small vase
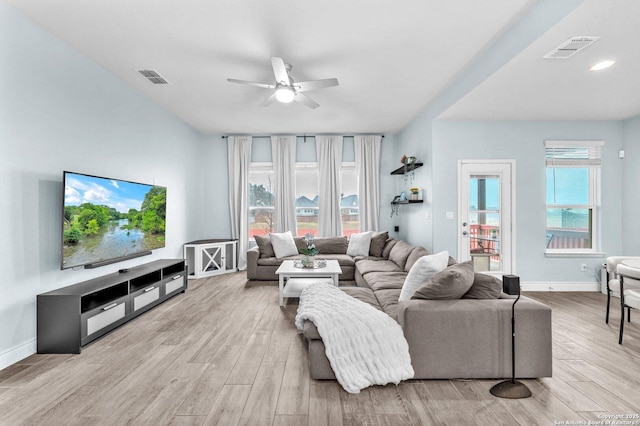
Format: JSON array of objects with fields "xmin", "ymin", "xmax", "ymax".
[
  {"xmin": 412, "ymin": 193, "xmax": 418, "ymax": 200},
  {"xmin": 302, "ymin": 255, "xmax": 314, "ymax": 268}
]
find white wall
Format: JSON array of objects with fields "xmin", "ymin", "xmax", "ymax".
[
  {"xmin": 431, "ymin": 120, "xmax": 623, "ymax": 286},
  {"xmin": 0, "ymin": 3, "xmax": 212, "ymax": 368},
  {"xmin": 621, "ymin": 115, "xmax": 640, "ymax": 255}
]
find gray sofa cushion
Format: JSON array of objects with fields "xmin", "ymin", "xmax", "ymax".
[
  {"xmin": 382, "ymin": 238, "xmax": 399, "ymax": 259},
  {"xmin": 369, "ymin": 231, "xmax": 389, "ymax": 257},
  {"xmin": 254, "ymin": 235, "xmax": 276, "ymax": 258},
  {"xmin": 256, "ymin": 253, "xmax": 355, "ymax": 267},
  {"xmin": 388, "ymin": 240, "xmax": 415, "ymax": 270},
  {"xmin": 373, "ymin": 289, "xmax": 402, "ymax": 321},
  {"xmin": 356, "ymin": 259, "xmax": 403, "ymax": 276},
  {"xmin": 341, "ymin": 287, "xmax": 383, "ymax": 311},
  {"xmin": 314, "ymin": 237, "xmax": 348, "ymax": 254},
  {"xmin": 362, "ymin": 271, "xmax": 407, "ymax": 291},
  {"xmin": 463, "ymin": 273, "xmax": 503, "ymax": 299},
  {"xmin": 257, "ymin": 254, "xmax": 304, "ymax": 266},
  {"xmin": 411, "ymin": 261, "xmax": 474, "ymax": 300},
  {"xmin": 404, "ymin": 246, "xmax": 430, "ymax": 272}
]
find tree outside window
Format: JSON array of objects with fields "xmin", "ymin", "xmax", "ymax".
[{"xmin": 249, "ymin": 169, "xmax": 275, "ymax": 238}]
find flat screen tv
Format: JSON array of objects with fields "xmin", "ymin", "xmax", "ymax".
[{"xmin": 61, "ymin": 171, "xmax": 167, "ymax": 269}]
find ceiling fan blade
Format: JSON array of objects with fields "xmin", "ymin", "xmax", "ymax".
[
  {"xmin": 271, "ymin": 57, "xmax": 290, "ymax": 85},
  {"xmin": 259, "ymin": 92, "xmax": 277, "ymax": 107},
  {"xmin": 227, "ymin": 78, "xmax": 275, "ymax": 89},
  {"xmin": 295, "ymin": 78, "xmax": 339, "ymax": 92},
  {"xmin": 294, "ymin": 92, "xmax": 319, "ymax": 109}
]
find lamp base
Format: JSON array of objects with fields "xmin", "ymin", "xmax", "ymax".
[{"xmin": 490, "ymin": 380, "xmax": 532, "ymax": 399}]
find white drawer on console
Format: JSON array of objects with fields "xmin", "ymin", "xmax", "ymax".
[
  {"xmin": 133, "ymin": 286, "xmax": 160, "ymax": 311},
  {"xmin": 165, "ymin": 274, "xmax": 184, "ymax": 294},
  {"xmin": 86, "ymin": 302, "xmax": 126, "ymax": 336}
]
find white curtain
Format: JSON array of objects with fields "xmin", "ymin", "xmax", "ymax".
[
  {"xmin": 316, "ymin": 135, "xmax": 343, "ymax": 237},
  {"xmin": 355, "ymin": 135, "xmax": 382, "ymax": 231},
  {"xmin": 271, "ymin": 135, "xmax": 298, "ymax": 234},
  {"xmin": 228, "ymin": 136, "xmax": 252, "ymax": 270}
]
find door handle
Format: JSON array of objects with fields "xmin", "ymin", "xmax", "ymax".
[
  {"xmin": 462, "ymin": 222, "xmax": 468, "ymax": 227},
  {"xmin": 462, "ymin": 231, "xmax": 468, "ymax": 236}
]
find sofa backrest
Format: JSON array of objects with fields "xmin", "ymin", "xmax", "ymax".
[
  {"xmin": 388, "ymin": 240, "xmax": 416, "ymax": 270},
  {"xmin": 312, "ymin": 237, "xmax": 348, "ymax": 254},
  {"xmin": 404, "ymin": 246, "xmax": 430, "ymax": 272},
  {"xmin": 254, "ymin": 234, "xmax": 349, "ymax": 258}
]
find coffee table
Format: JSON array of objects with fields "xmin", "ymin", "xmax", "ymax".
[{"xmin": 276, "ymin": 259, "xmax": 342, "ymax": 306}]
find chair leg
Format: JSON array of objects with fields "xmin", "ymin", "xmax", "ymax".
[
  {"xmin": 628, "ymin": 307, "xmax": 631, "ymax": 323},
  {"xmin": 619, "ymin": 304, "xmax": 625, "ymax": 344},
  {"xmin": 606, "ymin": 290, "xmax": 611, "ymax": 324}
]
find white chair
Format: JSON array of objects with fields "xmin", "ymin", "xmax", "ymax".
[
  {"xmin": 616, "ymin": 262, "xmax": 640, "ymax": 344},
  {"xmin": 604, "ymin": 256, "xmax": 640, "ymax": 324}
]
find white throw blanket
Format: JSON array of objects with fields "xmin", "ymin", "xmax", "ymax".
[{"xmin": 295, "ymin": 282, "xmax": 414, "ymax": 393}]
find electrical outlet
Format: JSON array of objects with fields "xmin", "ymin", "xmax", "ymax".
[{"xmin": 581, "ymin": 263, "xmax": 587, "ymax": 272}]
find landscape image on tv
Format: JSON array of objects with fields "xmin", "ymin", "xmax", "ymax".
[{"xmin": 62, "ymin": 172, "xmax": 166, "ymax": 269}]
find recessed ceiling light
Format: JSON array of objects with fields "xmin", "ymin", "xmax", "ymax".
[{"xmin": 589, "ymin": 60, "xmax": 615, "ymax": 71}]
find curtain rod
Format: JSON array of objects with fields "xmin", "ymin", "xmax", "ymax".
[{"xmin": 221, "ymin": 135, "xmax": 384, "ymax": 139}]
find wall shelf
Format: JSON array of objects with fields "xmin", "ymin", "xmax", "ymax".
[
  {"xmin": 390, "ymin": 162, "xmax": 423, "ymax": 175},
  {"xmin": 391, "ymin": 200, "xmax": 423, "ymax": 205}
]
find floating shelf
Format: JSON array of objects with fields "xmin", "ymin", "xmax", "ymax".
[
  {"xmin": 391, "ymin": 200, "xmax": 424, "ymax": 205},
  {"xmin": 390, "ymin": 162, "xmax": 423, "ymax": 175}
]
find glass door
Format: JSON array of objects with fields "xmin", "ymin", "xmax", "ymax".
[{"xmin": 458, "ymin": 161, "xmax": 514, "ymax": 275}]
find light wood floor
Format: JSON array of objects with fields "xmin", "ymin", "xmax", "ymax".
[{"xmin": 1, "ymin": 272, "xmax": 640, "ymax": 425}]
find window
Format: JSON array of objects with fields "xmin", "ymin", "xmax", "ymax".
[
  {"xmin": 293, "ymin": 162, "xmax": 359, "ymax": 237},
  {"xmin": 341, "ymin": 163, "xmax": 359, "ymax": 236},
  {"xmin": 545, "ymin": 140, "xmax": 603, "ymax": 254},
  {"xmin": 249, "ymin": 163, "xmax": 274, "ymax": 239},
  {"xmin": 295, "ymin": 163, "xmax": 319, "ymax": 236}
]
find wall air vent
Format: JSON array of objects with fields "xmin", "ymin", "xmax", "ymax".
[
  {"xmin": 543, "ymin": 36, "xmax": 600, "ymax": 59},
  {"xmin": 137, "ymin": 69, "xmax": 170, "ymax": 84}
]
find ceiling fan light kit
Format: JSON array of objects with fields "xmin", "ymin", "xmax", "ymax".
[
  {"xmin": 228, "ymin": 56, "xmax": 339, "ymax": 109},
  {"xmin": 275, "ymin": 85, "xmax": 295, "ymax": 103}
]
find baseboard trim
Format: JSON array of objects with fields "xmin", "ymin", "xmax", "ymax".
[
  {"xmin": 522, "ymin": 282, "xmax": 602, "ymax": 292},
  {"xmin": 0, "ymin": 338, "xmax": 36, "ymax": 371}
]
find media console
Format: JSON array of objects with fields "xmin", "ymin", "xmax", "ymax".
[{"xmin": 37, "ymin": 259, "xmax": 187, "ymax": 354}]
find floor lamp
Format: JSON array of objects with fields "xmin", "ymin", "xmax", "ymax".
[{"xmin": 490, "ymin": 274, "xmax": 532, "ymax": 399}]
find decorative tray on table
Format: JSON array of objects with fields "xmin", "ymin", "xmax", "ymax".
[{"xmin": 293, "ymin": 258, "xmax": 327, "ymax": 269}]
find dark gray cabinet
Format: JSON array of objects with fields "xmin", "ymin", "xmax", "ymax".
[{"xmin": 37, "ymin": 259, "xmax": 187, "ymax": 354}]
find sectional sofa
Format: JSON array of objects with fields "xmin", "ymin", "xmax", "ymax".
[{"xmin": 247, "ymin": 233, "xmax": 553, "ymax": 380}]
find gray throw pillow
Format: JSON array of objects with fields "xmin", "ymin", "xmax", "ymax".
[
  {"xmin": 462, "ymin": 273, "xmax": 503, "ymax": 299},
  {"xmin": 369, "ymin": 231, "xmax": 389, "ymax": 257},
  {"xmin": 382, "ymin": 238, "xmax": 399, "ymax": 259},
  {"xmin": 411, "ymin": 261, "xmax": 474, "ymax": 300},
  {"xmin": 254, "ymin": 235, "xmax": 275, "ymax": 258}
]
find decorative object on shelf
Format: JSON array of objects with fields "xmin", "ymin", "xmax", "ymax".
[
  {"xmin": 490, "ymin": 275, "xmax": 532, "ymax": 399},
  {"xmin": 399, "ymin": 154, "xmax": 419, "ymax": 182},
  {"xmin": 299, "ymin": 233, "xmax": 319, "ymax": 267},
  {"xmin": 401, "ymin": 154, "xmax": 416, "ymax": 165},
  {"xmin": 410, "ymin": 187, "xmax": 420, "ymax": 200}
]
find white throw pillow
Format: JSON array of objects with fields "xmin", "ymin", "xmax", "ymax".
[
  {"xmin": 270, "ymin": 231, "xmax": 299, "ymax": 259},
  {"xmin": 398, "ymin": 250, "xmax": 449, "ymax": 301},
  {"xmin": 347, "ymin": 231, "xmax": 373, "ymax": 257}
]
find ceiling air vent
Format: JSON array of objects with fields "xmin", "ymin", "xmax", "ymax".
[
  {"xmin": 137, "ymin": 69, "xmax": 170, "ymax": 85},
  {"xmin": 543, "ymin": 36, "xmax": 600, "ymax": 59}
]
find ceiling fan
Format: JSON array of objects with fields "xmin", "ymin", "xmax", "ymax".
[{"xmin": 227, "ymin": 57, "xmax": 339, "ymax": 109}]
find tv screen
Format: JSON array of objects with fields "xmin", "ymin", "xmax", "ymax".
[{"xmin": 61, "ymin": 171, "xmax": 167, "ymax": 269}]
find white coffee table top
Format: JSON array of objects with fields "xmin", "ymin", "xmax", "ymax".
[{"xmin": 276, "ymin": 259, "xmax": 342, "ymax": 276}]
